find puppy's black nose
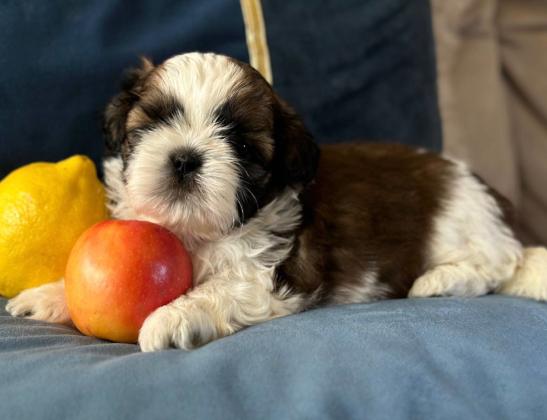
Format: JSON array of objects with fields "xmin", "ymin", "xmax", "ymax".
[{"xmin": 170, "ymin": 150, "xmax": 203, "ymax": 178}]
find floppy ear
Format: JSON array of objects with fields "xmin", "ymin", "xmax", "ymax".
[
  {"xmin": 103, "ymin": 57, "xmax": 154, "ymax": 155},
  {"xmin": 272, "ymin": 96, "xmax": 320, "ymax": 187}
]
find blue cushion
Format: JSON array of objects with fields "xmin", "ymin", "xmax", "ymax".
[
  {"xmin": 1, "ymin": 296, "xmax": 546, "ymax": 419},
  {"xmin": 0, "ymin": 0, "xmax": 440, "ymax": 178},
  {"xmin": 0, "ymin": 0, "xmax": 248, "ymax": 177},
  {"xmin": 263, "ymin": 0, "xmax": 441, "ymax": 148}
]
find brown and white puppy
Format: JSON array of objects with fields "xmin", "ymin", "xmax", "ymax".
[{"xmin": 7, "ymin": 52, "xmax": 547, "ymax": 351}]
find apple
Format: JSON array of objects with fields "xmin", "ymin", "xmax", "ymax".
[{"xmin": 65, "ymin": 220, "xmax": 192, "ymax": 343}]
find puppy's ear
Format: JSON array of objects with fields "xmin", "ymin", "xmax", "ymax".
[
  {"xmin": 103, "ymin": 57, "xmax": 154, "ymax": 155},
  {"xmin": 272, "ymin": 96, "xmax": 320, "ymax": 187}
]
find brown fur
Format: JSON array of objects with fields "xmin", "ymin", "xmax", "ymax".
[
  {"xmin": 278, "ymin": 143, "xmax": 454, "ymax": 303},
  {"xmin": 103, "ymin": 57, "xmax": 155, "ymax": 156}
]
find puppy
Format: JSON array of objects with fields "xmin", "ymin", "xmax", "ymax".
[{"xmin": 7, "ymin": 52, "xmax": 547, "ymax": 351}]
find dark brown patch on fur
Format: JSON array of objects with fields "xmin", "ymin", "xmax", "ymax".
[
  {"xmin": 138, "ymin": 95, "xmax": 185, "ymax": 128},
  {"xmin": 221, "ymin": 58, "xmax": 320, "ymax": 223},
  {"xmin": 277, "ymin": 143, "xmax": 454, "ymax": 303},
  {"xmin": 224, "ymin": 57, "xmax": 276, "ymax": 159},
  {"xmin": 226, "ymin": 58, "xmax": 319, "ymax": 188},
  {"xmin": 271, "ymin": 95, "xmax": 320, "ymax": 188},
  {"xmin": 103, "ymin": 57, "xmax": 155, "ymax": 157}
]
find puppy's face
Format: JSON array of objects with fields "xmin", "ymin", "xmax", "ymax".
[{"xmin": 104, "ymin": 53, "xmax": 318, "ymax": 240}]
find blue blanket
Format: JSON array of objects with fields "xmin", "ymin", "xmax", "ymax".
[{"xmin": 1, "ymin": 296, "xmax": 546, "ymax": 419}]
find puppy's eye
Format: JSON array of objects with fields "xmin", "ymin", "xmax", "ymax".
[
  {"xmin": 236, "ymin": 142, "xmax": 250, "ymax": 155},
  {"xmin": 214, "ymin": 102, "xmax": 235, "ymax": 128}
]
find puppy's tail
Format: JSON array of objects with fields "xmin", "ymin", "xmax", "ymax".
[{"xmin": 497, "ymin": 247, "xmax": 547, "ymax": 301}]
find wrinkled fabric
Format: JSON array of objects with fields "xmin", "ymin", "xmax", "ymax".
[{"xmin": 1, "ymin": 296, "xmax": 546, "ymax": 420}]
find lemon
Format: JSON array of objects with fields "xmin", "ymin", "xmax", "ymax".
[{"xmin": 0, "ymin": 155, "xmax": 108, "ymax": 298}]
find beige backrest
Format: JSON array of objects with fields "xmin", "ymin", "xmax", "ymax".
[{"xmin": 432, "ymin": 0, "xmax": 547, "ymax": 244}]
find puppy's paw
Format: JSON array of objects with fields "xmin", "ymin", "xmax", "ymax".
[
  {"xmin": 408, "ymin": 274, "xmax": 445, "ymax": 298},
  {"xmin": 6, "ymin": 281, "xmax": 71, "ymax": 324},
  {"xmin": 409, "ymin": 263, "xmax": 490, "ymax": 298},
  {"xmin": 138, "ymin": 300, "xmax": 227, "ymax": 352}
]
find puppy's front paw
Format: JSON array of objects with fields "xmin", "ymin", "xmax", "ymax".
[
  {"xmin": 6, "ymin": 281, "xmax": 71, "ymax": 324},
  {"xmin": 138, "ymin": 300, "xmax": 226, "ymax": 352}
]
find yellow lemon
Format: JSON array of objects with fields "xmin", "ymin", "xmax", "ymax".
[{"xmin": 0, "ymin": 155, "xmax": 108, "ymax": 298}]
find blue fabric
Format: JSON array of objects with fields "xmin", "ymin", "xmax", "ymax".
[
  {"xmin": 0, "ymin": 0, "xmax": 248, "ymax": 178},
  {"xmin": 0, "ymin": 0, "xmax": 441, "ymax": 178},
  {"xmin": 1, "ymin": 295, "xmax": 546, "ymax": 420},
  {"xmin": 263, "ymin": 0, "xmax": 441, "ymax": 149}
]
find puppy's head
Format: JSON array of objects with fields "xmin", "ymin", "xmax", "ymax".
[{"xmin": 104, "ymin": 52, "xmax": 318, "ymax": 240}]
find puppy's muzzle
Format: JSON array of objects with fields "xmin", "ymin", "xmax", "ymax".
[{"xmin": 169, "ymin": 149, "xmax": 203, "ymax": 182}]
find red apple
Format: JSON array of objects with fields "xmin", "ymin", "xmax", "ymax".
[{"xmin": 65, "ymin": 220, "xmax": 192, "ymax": 343}]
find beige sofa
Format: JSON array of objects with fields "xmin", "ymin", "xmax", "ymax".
[{"xmin": 431, "ymin": 0, "xmax": 547, "ymax": 244}]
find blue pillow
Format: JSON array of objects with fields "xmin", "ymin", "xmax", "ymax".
[
  {"xmin": 0, "ymin": 0, "xmax": 247, "ymax": 177},
  {"xmin": 263, "ymin": 0, "xmax": 441, "ymax": 148},
  {"xmin": 0, "ymin": 0, "xmax": 440, "ymax": 177}
]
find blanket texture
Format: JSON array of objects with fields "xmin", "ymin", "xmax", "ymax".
[{"xmin": 1, "ymin": 296, "xmax": 546, "ymax": 420}]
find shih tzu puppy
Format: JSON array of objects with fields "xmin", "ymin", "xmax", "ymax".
[{"xmin": 7, "ymin": 52, "xmax": 547, "ymax": 351}]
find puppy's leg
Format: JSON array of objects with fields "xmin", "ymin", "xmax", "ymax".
[
  {"xmin": 408, "ymin": 262, "xmax": 507, "ymax": 298},
  {"xmin": 410, "ymin": 160, "xmax": 523, "ymax": 298},
  {"xmin": 498, "ymin": 247, "xmax": 547, "ymax": 301},
  {"xmin": 6, "ymin": 279, "xmax": 71, "ymax": 324},
  {"xmin": 138, "ymin": 274, "xmax": 303, "ymax": 352}
]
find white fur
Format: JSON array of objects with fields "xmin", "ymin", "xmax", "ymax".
[
  {"xmin": 103, "ymin": 157, "xmax": 137, "ymax": 219},
  {"xmin": 139, "ymin": 189, "xmax": 307, "ymax": 351},
  {"xmin": 330, "ymin": 266, "xmax": 391, "ymax": 304},
  {"xmin": 157, "ymin": 53, "xmax": 243, "ymax": 126},
  {"xmin": 5, "ymin": 280, "xmax": 71, "ymax": 324},
  {"xmin": 125, "ymin": 53, "xmax": 246, "ymax": 242},
  {"xmin": 125, "ymin": 123, "xmax": 240, "ymax": 242},
  {"xmin": 498, "ymin": 247, "xmax": 547, "ymax": 301},
  {"xmin": 409, "ymin": 160, "xmax": 523, "ymax": 297},
  {"xmin": 103, "ymin": 54, "xmax": 315, "ymax": 350}
]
